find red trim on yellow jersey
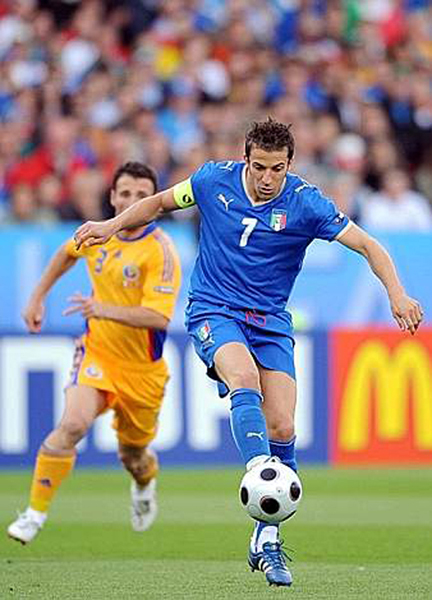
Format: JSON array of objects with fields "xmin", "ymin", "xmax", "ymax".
[{"xmin": 153, "ymin": 230, "xmax": 175, "ymax": 282}]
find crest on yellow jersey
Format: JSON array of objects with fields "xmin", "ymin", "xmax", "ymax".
[{"xmin": 122, "ymin": 264, "xmax": 141, "ymax": 287}]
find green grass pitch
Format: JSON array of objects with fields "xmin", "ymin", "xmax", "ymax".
[{"xmin": 1, "ymin": 467, "xmax": 432, "ymax": 599}]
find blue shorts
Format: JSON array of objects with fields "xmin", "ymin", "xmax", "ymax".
[{"xmin": 185, "ymin": 300, "xmax": 296, "ymax": 382}]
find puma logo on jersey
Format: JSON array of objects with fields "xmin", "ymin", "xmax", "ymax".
[
  {"xmin": 217, "ymin": 193, "xmax": 234, "ymax": 211},
  {"xmin": 294, "ymin": 183, "xmax": 309, "ymax": 193}
]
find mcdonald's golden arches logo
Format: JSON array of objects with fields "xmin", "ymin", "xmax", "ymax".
[{"xmin": 331, "ymin": 330, "xmax": 432, "ymax": 465}]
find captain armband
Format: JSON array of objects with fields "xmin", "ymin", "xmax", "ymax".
[{"xmin": 173, "ymin": 179, "xmax": 196, "ymax": 209}]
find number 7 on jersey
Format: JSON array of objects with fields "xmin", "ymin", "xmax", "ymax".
[{"xmin": 239, "ymin": 217, "xmax": 258, "ymax": 247}]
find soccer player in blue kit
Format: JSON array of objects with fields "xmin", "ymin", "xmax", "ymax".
[{"xmin": 74, "ymin": 118, "xmax": 423, "ymax": 587}]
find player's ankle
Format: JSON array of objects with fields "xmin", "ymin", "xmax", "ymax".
[
  {"xmin": 27, "ymin": 507, "xmax": 48, "ymax": 525},
  {"xmin": 133, "ymin": 477, "xmax": 156, "ymax": 492},
  {"xmin": 41, "ymin": 441, "xmax": 76, "ymax": 457}
]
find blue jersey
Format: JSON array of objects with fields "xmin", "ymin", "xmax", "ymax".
[{"xmin": 174, "ymin": 160, "xmax": 350, "ymax": 315}]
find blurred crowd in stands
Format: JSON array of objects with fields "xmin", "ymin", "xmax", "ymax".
[{"xmin": 0, "ymin": 0, "xmax": 432, "ymax": 231}]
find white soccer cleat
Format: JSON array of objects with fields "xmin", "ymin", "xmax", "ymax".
[
  {"xmin": 7, "ymin": 509, "xmax": 45, "ymax": 545},
  {"xmin": 130, "ymin": 478, "xmax": 158, "ymax": 532}
]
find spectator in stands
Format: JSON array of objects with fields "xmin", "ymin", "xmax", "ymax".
[
  {"xmin": 0, "ymin": 0, "xmax": 431, "ymax": 232},
  {"xmin": 360, "ymin": 168, "xmax": 432, "ymax": 232}
]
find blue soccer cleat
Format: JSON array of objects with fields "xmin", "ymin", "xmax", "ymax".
[{"xmin": 248, "ymin": 541, "xmax": 293, "ymax": 587}]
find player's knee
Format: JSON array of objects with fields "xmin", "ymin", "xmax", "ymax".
[
  {"xmin": 227, "ymin": 365, "xmax": 260, "ymax": 391},
  {"xmin": 267, "ymin": 420, "xmax": 295, "ymax": 442},
  {"xmin": 58, "ymin": 419, "xmax": 89, "ymax": 445}
]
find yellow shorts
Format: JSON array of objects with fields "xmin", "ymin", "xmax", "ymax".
[{"xmin": 67, "ymin": 337, "xmax": 169, "ymax": 447}]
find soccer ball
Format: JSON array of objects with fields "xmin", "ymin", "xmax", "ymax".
[{"xmin": 239, "ymin": 460, "xmax": 302, "ymax": 524}]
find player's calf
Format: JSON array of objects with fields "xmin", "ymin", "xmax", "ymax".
[
  {"xmin": 118, "ymin": 446, "xmax": 158, "ymax": 485},
  {"xmin": 230, "ymin": 388, "xmax": 270, "ymax": 465}
]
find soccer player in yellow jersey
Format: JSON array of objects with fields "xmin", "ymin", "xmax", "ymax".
[{"xmin": 7, "ymin": 162, "xmax": 181, "ymax": 544}]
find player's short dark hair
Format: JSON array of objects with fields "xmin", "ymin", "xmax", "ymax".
[
  {"xmin": 112, "ymin": 161, "xmax": 158, "ymax": 194},
  {"xmin": 245, "ymin": 117, "xmax": 295, "ymax": 161}
]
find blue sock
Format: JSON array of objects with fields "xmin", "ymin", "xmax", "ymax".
[
  {"xmin": 250, "ymin": 520, "xmax": 279, "ymax": 552},
  {"xmin": 269, "ymin": 437, "xmax": 298, "ymax": 472},
  {"xmin": 230, "ymin": 388, "xmax": 270, "ymax": 465}
]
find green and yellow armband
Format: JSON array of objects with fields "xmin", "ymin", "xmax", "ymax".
[{"xmin": 173, "ymin": 179, "xmax": 196, "ymax": 209}]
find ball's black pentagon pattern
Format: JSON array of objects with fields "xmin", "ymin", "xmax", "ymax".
[
  {"xmin": 290, "ymin": 481, "xmax": 301, "ymax": 501},
  {"xmin": 260, "ymin": 468, "xmax": 277, "ymax": 481},
  {"xmin": 239, "ymin": 462, "xmax": 302, "ymax": 525},
  {"xmin": 240, "ymin": 486, "xmax": 249, "ymax": 506},
  {"xmin": 260, "ymin": 496, "xmax": 280, "ymax": 515}
]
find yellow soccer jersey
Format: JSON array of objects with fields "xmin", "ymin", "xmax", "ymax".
[{"xmin": 64, "ymin": 223, "xmax": 181, "ymax": 367}]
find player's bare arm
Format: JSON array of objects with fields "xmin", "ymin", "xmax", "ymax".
[
  {"xmin": 337, "ymin": 223, "xmax": 424, "ymax": 335},
  {"xmin": 63, "ymin": 293, "xmax": 169, "ymax": 330},
  {"xmin": 23, "ymin": 244, "xmax": 78, "ymax": 333},
  {"xmin": 74, "ymin": 188, "xmax": 178, "ymax": 249}
]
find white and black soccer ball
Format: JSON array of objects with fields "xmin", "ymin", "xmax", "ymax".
[{"xmin": 239, "ymin": 460, "xmax": 302, "ymax": 524}]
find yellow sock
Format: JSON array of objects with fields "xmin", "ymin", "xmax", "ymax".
[
  {"xmin": 135, "ymin": 451, "xmax": 159, "ymax": 488},
  {"xmin": 29, "ymin": 451, "xmax": 76, "ymax": 513}
]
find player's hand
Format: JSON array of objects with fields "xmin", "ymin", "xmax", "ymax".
[
  {"xmin": 23, "ymin": 297, "xmax": 45, "ymax": 333},
  {"xmin": 390, "ymin": 293, "xmax": 424, "ymax": 335},
  {"xmin": 73, "ymin": 219, "xmax": 118, "ymax": 249},
  {"xmin": 63, "ymin": 293, "xmax": 105, "ymax": 319}
]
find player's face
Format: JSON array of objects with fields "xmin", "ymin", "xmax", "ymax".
[
  {"xmin": 245, "ymin": 146, "xmax": 290, "ymax": 202},
  {"xmin": 110, "ymin": 174, "xmax": 156, "ymax": 215}
]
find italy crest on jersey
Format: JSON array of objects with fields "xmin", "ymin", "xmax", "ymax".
[
  {"xmin": 270, "ymin": 209, "xmax": 287, "ymax": 231},
  {"xmin": 197, "ymin": 320, "xmax": 214, "ymax": 348}
]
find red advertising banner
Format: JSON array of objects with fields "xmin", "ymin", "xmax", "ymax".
[{"xmin": 331, "ymin": 329, "xmax": 432, "ymax": 465}]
